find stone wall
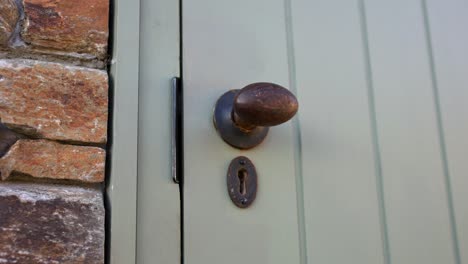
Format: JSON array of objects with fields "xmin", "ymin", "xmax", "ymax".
[{"xmin": 0, "ymin": 0, "xmax": 109, "ymax": 262}]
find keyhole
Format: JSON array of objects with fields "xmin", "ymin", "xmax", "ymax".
[{"xmin": 238, "ymin": 169, "xmax": 247, "ymax": 195}]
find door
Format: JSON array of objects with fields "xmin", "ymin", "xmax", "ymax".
[{"xmin": 182, "ymin": 0, "xmax": 468, "ymax": 264}]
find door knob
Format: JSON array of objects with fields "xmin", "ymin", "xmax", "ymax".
[{"xmin": 213, "ymin": 82, "xmax": 298, "ymax": 149}]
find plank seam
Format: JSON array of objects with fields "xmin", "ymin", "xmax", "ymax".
[
  {"xmin": 284, "ymin": 0, "xmax": 308, "ymax": 263},
  {"xmin": 358, "ymin": 1, "xmax": 391, "ymax": 264},
  {"xmin": 421, "ymin": 1, "xmax": 461, "ymax": 263}
]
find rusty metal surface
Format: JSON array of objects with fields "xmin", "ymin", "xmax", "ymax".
[
  {"xmin": 227, "ymin": 156, "xmax": 257, "ymax": 208},
  {"xmin": 233, "ymin": 82, "xmax": 298, "ymax": 130},
  {"xmin": 213, "ymin": 83, "xmax": 298, "ymax": 149},
  {"xmin": 213, "ymin": 90, "xmax": 269, "ymax": 149}
]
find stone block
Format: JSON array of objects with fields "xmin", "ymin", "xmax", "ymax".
[
  {"xmin": 21, "ymin": 0, "xmax": 109, "ymax": 60},
  {"xmin": 0, "ymin": 139, "xmax": 105, "ymax": 183},
  {"xmin": 0, "ymin": 0, "xmax": 19, "ymax": 46},
  {"xmin": 0, "ymin": 182, "xmax": 104, "ymax": 263},
  {"xmin": 0, "ymin": 59, "xmax": 108, "ymax": 143}
]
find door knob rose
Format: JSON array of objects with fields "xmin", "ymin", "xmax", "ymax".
[{"xmin": 214, "ymin": 82, "xmax": 299, "ymax": 149}]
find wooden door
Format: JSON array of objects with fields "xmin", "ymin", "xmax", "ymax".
[{"xmin": 182, "ymin": 0, "xmax": 468, "ymax": 263}]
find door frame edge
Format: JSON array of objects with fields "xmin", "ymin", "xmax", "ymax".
[{"xmin": 107, "ymin": 0, "xmax": 140, "ymax": 262}]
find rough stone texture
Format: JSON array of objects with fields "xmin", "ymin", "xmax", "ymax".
[
  {"xmin": 0, "ymin": 139, "xmax": 105, "ymax": 182},
  {"xmin": 0, "ymin": 122, "xmax": 20, "ymax": 157},
  {"xmin": 0, "ymin": 0, "xmax": 18, "ymax": 46},
  {"xmin": 0, "ymin": 59, "xmax": 108, "ymax": 143},
  {"xmin": 0, "ymin": 182, "xmax": 104, "ymax": 263},
  {"xmin": 21, "ymin": 0, "xmax": 109, "ymax": 60},
  {"xmin": 0, "ymin": 0, "xmax": 109, "ymax": 261}
]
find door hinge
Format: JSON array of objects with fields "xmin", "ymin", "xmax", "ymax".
[{"xmin": 171, "ymin": 77, "xmax": 183, "ymax": 184}]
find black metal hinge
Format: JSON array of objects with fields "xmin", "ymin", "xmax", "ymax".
[{"xmin": 171, "ymin": 77, "xmax": 183, "ymax": 184}]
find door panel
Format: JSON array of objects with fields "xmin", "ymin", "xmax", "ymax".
[
  {"xmin": 182, "ymin": 0, "xmax": 468, "ymax": 263},
  {"xmin": 183, "ymin": 0, "xmax": 300, "ymax": 263},
  {"xmin": 364, "ymin": 1, "xmax": 456, "ymax": 263},
  {"xmin": 291, "ymin": 1, "xmax": 384, "ymax": 263}
]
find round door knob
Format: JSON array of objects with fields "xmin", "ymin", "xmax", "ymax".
[{"xmin": 213, "ymin": 82, "xmax": 299, "ymax": 149}]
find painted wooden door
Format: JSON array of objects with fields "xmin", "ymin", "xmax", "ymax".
[{"xmin": 183, "ymin": 0, "xmax": 468, "ymax": 263}]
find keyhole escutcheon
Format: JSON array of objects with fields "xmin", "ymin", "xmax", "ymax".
[{"xmin": 227, "ymin": 156, "xmax": 257, "ymax": 208}]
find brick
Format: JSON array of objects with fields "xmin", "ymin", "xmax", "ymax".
[
  {"xmin": 21, "ymin": 0, "xmax": 109, "ymax": 60},
  {"xmin": 0, "ymin": 139, "xmax": 105, "ymax": 182},
  {"xmin": 0, "ymin": 0, "xmax": 19, "ymax": 46},
  {"xmin": 0, "ymin": 59, "xmax": 108, "ymax": 143},
  {"xmin": 0, "ymin": 182, "xmax": 104, "ymax": 264}
]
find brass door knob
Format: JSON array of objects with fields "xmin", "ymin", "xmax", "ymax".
[{"xmin": 214, "ymin": 82, "xmax": 299, "ymax": 149}]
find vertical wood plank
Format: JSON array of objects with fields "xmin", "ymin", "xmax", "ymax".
[
  {"xmin": 364, "ymin": 1, "xmax": 456, "ymax": 263},
  {"xmin": 425, "ymin": 0, "xmax": 468, "ymax": 262},
  {"xmin": 136, "ymin": 0, "xmax": 181, "ymax": 262},
  {"xmin": 108, "ymin": 0, "xmax": 139, "ymax": 262},
  {"xmin": 183, "ymin": 0, "xmax": 300, "ymax": 263},
  {"xmin": 291, "ymin": 1, "xmax": 385, "ymax": 263}
]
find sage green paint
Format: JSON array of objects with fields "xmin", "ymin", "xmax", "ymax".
[
  {"xmin": 183, "ymin": 0, "xmax": 299, "ymax": 263},
  {"xmin": 136, "ymin": 0, "xmax": 180, "ymax": 262},
  {"xmin": 425, "ymin": 0, "xmax": 468, "ymax": 262},
  {"xmin": 292, "ymin": 1, "xmax": 383, "ymax": 263},
  {"xmin": 182, "ymin": 0, "xmax": 467, "ymax": 263},
  {"xmin": 108, "ymin": 0, "xmax": 140, "ymax": 263},
  {"xmin": 364, "ymin": 1, "xmax": 455, "ymax": 263},
  {"xmin": 109, "ymin": 0, "xmax": 180, "ymax": 263}
]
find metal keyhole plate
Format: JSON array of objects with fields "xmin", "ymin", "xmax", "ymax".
[{"xmin": 227, "ymin": 156, "xmax": 257, "ymax": 208}]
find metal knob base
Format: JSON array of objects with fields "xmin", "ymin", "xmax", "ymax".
[
  {"xmin": 214, "ymin": 82, "xmax": 298, "ymax": 149},
  {"xmin": 213, "ymin": 90, "xmax": 269, "ymax": 149}
]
